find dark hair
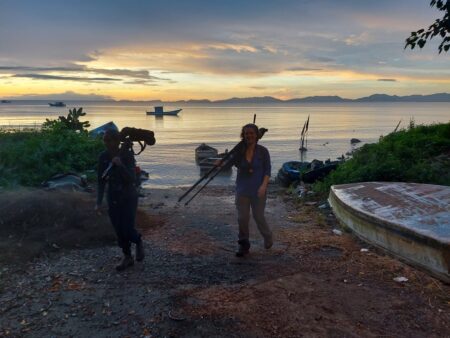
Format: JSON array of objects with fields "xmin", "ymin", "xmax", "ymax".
[{"xmin": 240, "ymin": 123, "xmax": 259, "ymax": 142}]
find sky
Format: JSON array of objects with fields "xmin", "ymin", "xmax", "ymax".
[{"xmin": 1, "ymin": 0, "xmax": 449, "ymax": 101}]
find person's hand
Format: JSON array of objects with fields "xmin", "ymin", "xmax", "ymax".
[
  {"xmin": 112, "ymin": 156, "xmax": 122, "ymax": 166},
  {"xmin": 257, "ymin": 185, "xmax": 267, "ymax": 198}
]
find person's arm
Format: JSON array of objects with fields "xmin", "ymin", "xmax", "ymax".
[
  {"xmin": 257, "ymin": 147, "xmax": 271, "ymax": 198},
  {"xmin": 113, "ymin": 150, "xmax": 136, "ymax": 184},
  {"xmin": 96, "ymin": 153, "xmax": 106, "ymax": 208}
]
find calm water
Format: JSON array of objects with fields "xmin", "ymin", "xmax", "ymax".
[{"xmin": 1, "ymin": 102, "xmax": 449, "ymax": 188}]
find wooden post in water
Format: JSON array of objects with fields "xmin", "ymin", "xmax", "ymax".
[
  {"xmin": 299, "ymin": 114, "xmax": 310, "ymax": 153},
  {"xmin": 253, "ymin": 114, "xmax": 256, "ymax": 124}
]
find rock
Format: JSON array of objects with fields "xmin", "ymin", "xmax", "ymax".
[
  {"xmin": 332, "ymin": 229, "xmax": 343, "ymax": 236},
  {"xmin": 350, "ymin": 138, "xmax": 361, "ymax": 144}
]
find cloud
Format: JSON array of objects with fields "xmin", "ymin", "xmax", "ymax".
[
  {"xmin": 6, "ymin": 91, "xmax": 113, "ymax": 101},
  {"xmin": 285, "ymin": 67, "xmax": 322, "ymax": 72},
  {"xmin": 344, "ymin": 32, "xmax": 371, "ymax": 46},
  {"xmin": 377, "ymin": 78, "xmax": 397, "ymax": 82},
  {"xmin": 0, "ymin": 65, "xmax": 173, "ymax": 84},
  {"xmin": 12, "ymin": 73, "xmax": 121, "ymax": 82}
]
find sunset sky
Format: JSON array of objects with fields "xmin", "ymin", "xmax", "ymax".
[{"xmin": 1, "ymin": 0, "xmax": 450, "ymax": 101}]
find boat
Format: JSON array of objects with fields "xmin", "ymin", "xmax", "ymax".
[
  {"xmin": 146, "ymin": 106, "xmax": 181, "ymax": 116},
  {"xmin": 301, "ymin": 161, "xmax": 339, "ymax": 183},
  {"xmin": 49, "ymin": 101, "xmax": 66, "ymax": 107},
  {"xmin": 198, "ymin": 149, "xmax": 233, "ymax": 171},
  {"xmin": 198, "ymin": 156, "xmax": 232, "ymax": 173},
  {"xmin": 89, "ymin": 121, "xmax": 119, "ymax": 138},
  {"xmin": 195, "ymin": 143, "xmax": 218, "ymax": 162},
  {"xmin": 328, "ymin": 182, "xmax": 450, "ymax": 282},
  {"xmin": 1, "ymin": 100, "xmax": 11, "ymax": 103},
  {"xmin": 277, "ymin": 161, "xmax": 310, "ymax": 187}
]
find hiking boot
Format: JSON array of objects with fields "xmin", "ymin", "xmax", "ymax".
[
  {"xmin": 264, "ymin": 237, "xmax": 273, "ymax": 250},
  {"xmin": 136, "ymin": 240, "xmax": 145, "ymax": 262},
  {"xmin": 116, "ymin": 255, "xmax": 134, "ymax": 271},
  {"xmin": 236, "ymin": 239, "xmax": 250, "ymax": 257}
]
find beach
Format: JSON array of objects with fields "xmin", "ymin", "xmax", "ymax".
[{"xmin": 1, "ymin": 185, "xmax": 449, "ymax": 337}]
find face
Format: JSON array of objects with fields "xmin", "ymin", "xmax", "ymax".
[
  {"xmin": 103, "ymin": 134, "xmax": 120, "ymax": 152},
  {"xmin": 244, "ymin": 127, "xmax": 257, "ymax": 145}
]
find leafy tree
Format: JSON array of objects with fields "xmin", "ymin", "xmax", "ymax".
[
  {"xmin": 405, "ymin": 0, "xmax": 450, "ymax": 53},
  {"xmin": 43, "ymin": 107, "xmax": 90, "ymax": 132}
]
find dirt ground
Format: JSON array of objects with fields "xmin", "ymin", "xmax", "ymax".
[{"xmin": 0, "ymin": 184, "xmax": 449, "ymax": 337}]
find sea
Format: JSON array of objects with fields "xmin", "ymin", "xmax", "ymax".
[{"xmin": 1, "ymin": 101, "xmax": 449, "ymax": 188}]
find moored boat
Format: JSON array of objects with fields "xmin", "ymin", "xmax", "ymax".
[
  {"xmin": 277, "ymin": 161, "xmax": 310, "ymax": 187},
  {"xmin": 329, "ymin": 182, "xmax": 450, "ymax": 282},
  {"xmin": 49, "ymin": 101, "xmax": 66, "ymax": 107},
  {"xmin": 195, "ymin": 143, "xmax": 218, "ymax": 162},
  {"xmin": 198, "ymin": 156, "xmax": 232, "ymax": 173},
  {"xmin": 146, "ymin": 106, "xmax": 181, "ymax": 116},
  {"xmin": 301, "ymin": 161, "xmax": 339, "ymax": 183}
]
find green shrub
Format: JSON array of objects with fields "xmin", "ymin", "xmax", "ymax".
[
  {"xmin": 0, "ymin": 108, "xmax": 103, "ymax": 187},
  {"xmin": 314, "ymin": 122, "xmax": 450, "ymax": 193}
]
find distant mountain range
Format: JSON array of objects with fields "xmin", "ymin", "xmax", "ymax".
[
  {"xmin": 161, "ymin": 93, "xmax": 450, "ymax": 104},
  {"xmin": 4, "ymin": 93, "xmax": 450, "ymax": 104}
]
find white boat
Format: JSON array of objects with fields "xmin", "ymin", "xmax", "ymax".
[
  {"xmin": 195, "ymin": 143, "xmax": 218, "ymax": 162},
  {"xmin": 49, "ymin": 101, "xmax": 66, "ymax": 107},
  {"xmin": 146, "ymin": 106, "xmax": 181, "ymax": 116},
  {"xmin": 329, "ymin": 182, "xmax": 450, "ymax": 282}
]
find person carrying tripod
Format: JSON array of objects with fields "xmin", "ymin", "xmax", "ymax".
[
  {"xmin": 96, "ymin": 129, "xmax": 145, "ymax": 271},
  {"xmin": 232, "ymin": 123, "xmax": 273, "ymax": 257}
]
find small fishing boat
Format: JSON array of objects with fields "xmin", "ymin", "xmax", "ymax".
[
  {"xmin": 301, "ymin": 161, "xmax": 339, "ymax": 183},
  {"xmin": 89, "ymin": 121, "xmax": 119, "ymax": 138},
  {"xmin": 198, "ymin": 156, "xmax": 232, "ymax": 172},
  {"xmin": 146, "ymin": 106, "xmax": 181, "ymax": 116},
  {"xmin": 329, "ymin": 182, "xmax": 450, "ymax": 282},
  {"xmin": 198, "ymin": 149, "xmax": 233, "ymax": 170},
  {"xmin": 49, "ymin": 101, "xmax": 66, "ymax": 107},
  {"xmin": 277, "ymin": 161, "xmax": 310, "ymax": 187},
  {"xmin": 195, "ymin": 143, "xmax": 218, "ymax": 162}
]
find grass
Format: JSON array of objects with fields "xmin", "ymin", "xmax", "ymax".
[{"xmin": 313, "ymin": 122, "xmax": 450, "ymax": 192}]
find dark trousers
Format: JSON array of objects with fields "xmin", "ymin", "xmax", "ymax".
[
  {"xmin": 236, "ymin": 194, "xmax": 272, "ymax": 245},
  {"xmin": 108, "ymin": 192, "xmax": 141, "ymax": 256}
]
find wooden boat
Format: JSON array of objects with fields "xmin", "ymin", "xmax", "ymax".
[
  {"xmin": 48, "ymin": 101, "xmax": 66, "ymax": 107},
  {"xmin": 329, "ymin": 182, "xmax": 450, "ymax": 282},
  {"xmin": 198, "ymin": 150, "xmax": 233, "ymax": 171},
  {"xmin": 195, "ymin": 143, "xmax": 218, "ymax": 162},
  {"xmin": 146, "ymin": 106, "xmax": 181, "ymax": 116},
  {"xmin": 198, "ymin": 157, "xmax": 232, "ymax": 173}
]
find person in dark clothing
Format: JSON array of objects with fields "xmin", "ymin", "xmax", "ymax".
[
  {"xmin": 232, "ymin": 123, "xmax": 273, "ymax": 257},
  {"xmin": 96, "ymin": 129, "xmax": 144, "ymax": 271}
]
